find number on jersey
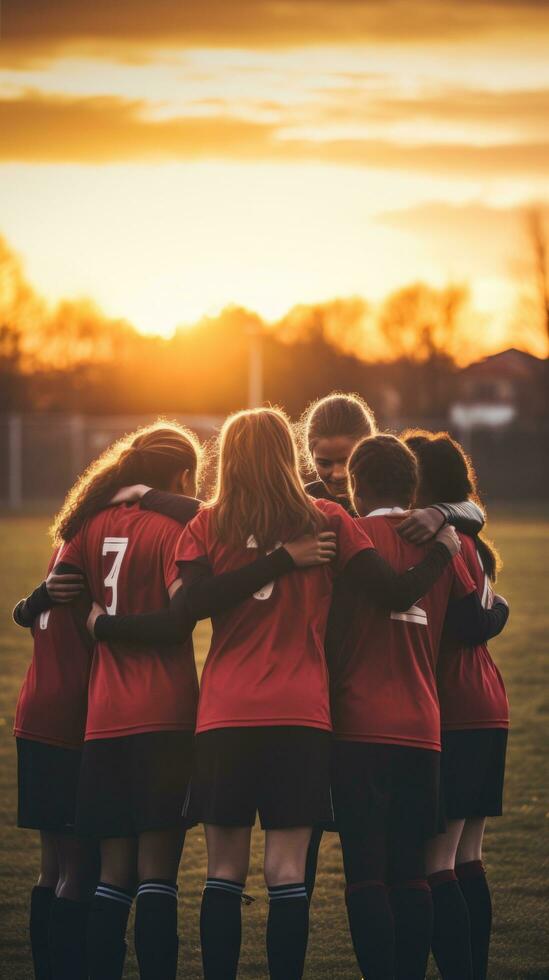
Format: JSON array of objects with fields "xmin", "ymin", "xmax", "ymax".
[
  {"xmin": 39, "ymin": 543, "xmax": 65, "ymax": 629},
  {"xmin": 476, "ymin": 549, "xmax": 493, "ymax": 609},
  {"xmin": 246, "ymin": 535, "xmax": 281, "ymax": 600},
  {"xmin": 102, "ymin": 537, "xmax": 129, "ymax": 614},
  {"xmin": 391, "ymin": 602, "xmax": 428, "ymax": 626},
  {"xmin": 39, "ymin": 610, "xmax": 51, "ymax": 630}
]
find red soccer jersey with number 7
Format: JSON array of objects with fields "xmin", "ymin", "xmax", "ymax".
[
  {"xmin": 14, "ymin": 546, "xmax": 93, "ymax": 749},
  {"xmin": 331, "ymin": 512, "xmax": 475, "ymax": 752},
  {"xmin": 61, "ymin": 503, "xmax": 198, "ymax": 741}
]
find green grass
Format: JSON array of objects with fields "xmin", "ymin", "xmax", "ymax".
[{"xmin": 1, "ymin": 514, "xmax": 548, "ymax": 979}]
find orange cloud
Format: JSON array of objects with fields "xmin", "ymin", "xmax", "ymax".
[
  {"xmin": 1, "ymin": 91, "xmax": 548, "ymax": 176},
  {"xmin": 3, "ymin": 0, "xmax": 549, "ymax": 65}
]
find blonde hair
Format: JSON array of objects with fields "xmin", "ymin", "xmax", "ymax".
[
  {"xmin": 51, "ymin": 420, "xmax": 201, "ymax": 544},
  {"xmin": 207, "ymin": 407, "xmax": 324, "ymax": 551}
]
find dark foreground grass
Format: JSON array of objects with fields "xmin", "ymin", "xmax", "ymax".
[{"xmin": 0, "ymin": 514, "xmax": 548, "ymax": 979}]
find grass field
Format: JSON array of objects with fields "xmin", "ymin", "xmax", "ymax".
[{"xmin": 1, "ymin": 513, "xmax": 548, "ymax": 979}]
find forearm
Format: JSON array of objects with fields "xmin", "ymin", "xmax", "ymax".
[
  {"xmin": 447, "ymin": 593, "xmax": 509, "ymax": 645},
  {"xmin": 184, "ymin": 547, "xmax": 295, "ymax": 620},
  {"xmin": 433, "ymin": 500, "xmax": 485, "ymax": 536},
  {"xmin": 12, "ymin": 581, "xmax": 52, "ymax": 627},
  {"xmin": 343, "ymin": 543, "xmax": 452, "ymax": 612},
  {"xmin": 140, "ymin": 489, "xmax": 201, "ymax": 524},
  {"xmin": 94, "ymin": 588, "xmax": 194, "ymax": 646}
]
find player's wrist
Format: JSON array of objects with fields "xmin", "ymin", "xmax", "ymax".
[{"xmin": 430, "ymin": 505, "xmax": 448, "ymax": 527}]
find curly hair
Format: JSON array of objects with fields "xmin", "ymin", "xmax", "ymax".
[{"xmin": 51, "ymin": 420, "xmax": 201, "ymax": 544}]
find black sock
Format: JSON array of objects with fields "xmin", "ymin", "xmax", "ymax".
[
  {"xmin": 428, "ymin": 869, "xmax": 473, "ymax": 980},
  {"xmin": 266, "ymin": 882, "xmax": 309, "ymax": 980},
  {"xmin": 49, "ymin": 897, "xmax": 90, "ymax": 980},
  {"xmin": 456, "ymin": 861, "xmax": 492, "ymax": 980},
  {"xmin": 200, "ymin": 878, "xmax": 244, "ymax": 980},
  {"xmin": 390, "ymin": 880, "xmax": 433, "ymax": 980},
  {"xmin": 87, "ymin": 882, "xmax": 133, "ymax": 980},
  {"xmin": 304, "ymin": 828, "xmax": 323, "ymax": 902},
  {"xmin": 345, "ymin": 880, "xmax": 395, "ymax": 980},
  {"xmin": 30, "ymin": 886, "xmax": 55, "ymax": 980},
  {"xmin": 134, "ymin": 879, "xmax": 179, "ymax": 980}
]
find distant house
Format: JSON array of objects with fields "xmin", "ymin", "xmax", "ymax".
[{"xmin": 451, "ymin": 348, "xmax": 546, "ymax": 428}]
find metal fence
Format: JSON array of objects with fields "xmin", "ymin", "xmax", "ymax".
[
  {"xmin": 0, "ymin": 413, "xmax": 223, "ymax": 509},
  {"xmin": 0, "ymin": 413, "xmax": 547, "ymax": 509}
]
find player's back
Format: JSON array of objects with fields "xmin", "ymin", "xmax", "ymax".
[
  {"xmin": 331, "ymin": 512, "xmax": 472, "ymax": 751},
  {"xmin": 437, "ymin": 532, "xmax": 509, "ymax": 731},
  {"xmin": 62, "ymin": 504, "xmax": 199, "ymax": 741},
  {"xmin": 14, "ymin": 547, "xmax": 92, "ymax": 748}
]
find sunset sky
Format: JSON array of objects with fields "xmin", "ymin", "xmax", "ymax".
[{"xmin": 1, "ymin": 0, "xmax": 548, "ymax": 354}]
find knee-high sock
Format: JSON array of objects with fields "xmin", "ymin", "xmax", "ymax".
[
  {"xmin": 49, "ymin": 897, "xmax": 89, "ymax": 980},
  {"xmin": 428, "ymin": 869, "xmax": 473, "ymax": 980},
  {"xmin": 456, "ymin": 861, "xmax": 492, "ymax": 980},
  {"xmin": 390, "ymin": 880, "xmax": 433, "ymax": 980},
  {"xmin": 29, "ymin": 886, "xmax": 55, "ymax": 980},
  {"xmin": 87, "ymin": 882, "xmax": 133, "ymax": 980},
  {"xmin": 345, "ymin": 880, "xmax": 395, "ymax": 980},
  {"xmin": 200, "ymin": 878, "xmax": 243, "ymax": 980},
  {"xmin": 304, "ymin": 828, "xmax": 323, "ymax": 902},
  {"xmin": 134, "ymin": 879, "xmax": 179, "ymax": 980},
  {"xmin": 266, "ymin": 883, "xmax": 309, "ymax": 980}
]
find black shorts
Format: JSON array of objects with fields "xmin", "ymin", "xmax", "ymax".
[
  {"xmin": 75, "ymin": 731, "xmax": 194, "ymax": 838},
  {"xmin": 331, "ymin": 741, "xmax": 441, "ymax": 843},
  {"xmin": 17, "ymin": 737, "xmax": 82, "ymax": 834},
  {"xmin": 440, "ymin": 728, "xmax": 508, "ymax": 819},
  {"xmin": 185, "ymin": 726, "xmax": 333, "ymax": 830}
]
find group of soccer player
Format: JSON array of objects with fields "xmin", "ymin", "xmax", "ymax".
[{"xmin": 13, "ymin": 392, "xmax": 510, "ymax": 980}]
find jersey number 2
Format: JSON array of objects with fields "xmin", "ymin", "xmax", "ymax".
[
  {"xmin": 390, "ymin": 602, "xmax": 428, "ymax": 626},
  {"xmin": 102, "ymin": 537, "xmax": 129, "ymax": 614}
]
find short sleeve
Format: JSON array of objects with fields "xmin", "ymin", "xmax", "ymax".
[
  {"xmin": 55, "ymin": 531, "xmax": 84, "ymax": 572},
  {"xmin": 175, "ymin": 510, "xmax": 209, "ymax": 566},
  {"xmin": 450, "ymin": 553, "xmax": 476, "ymax": 600},
  {"xmin": 320, "ymin": 501, "xmax": 374, "ymax": 574}
]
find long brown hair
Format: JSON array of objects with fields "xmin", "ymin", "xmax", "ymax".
[
  {"xmin": 208, "ymin": 407, "xmax": 324, "ymax": 551},
  {"xmin": 403, "ymin": 430, "xmax": 501, "ymax": 581},
  {"xmin": 299, "ymin": 392, "xmax": 376, "ymax": 469},
  {"xmin": 51, "ymin": 420, "xmax": 201, "ymax": 544}
]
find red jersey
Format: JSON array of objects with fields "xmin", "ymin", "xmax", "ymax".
[
  {"xmin": 61, "ymin": 504, "xmax": 198, "ymax": 741},
  {"xmin": 331, "ymin": 510, "xmax": 475, "ymax": 752},
  {"xmin": 14, "ymin": 547, "xmax": 93, "ymax": 749},
  {"xmin": 175, "ymin": 498, "xmax": 373, "ymax": 734},
  {"xmin": 437, "ymin": 534, "xmax": 509, "ymax": 731}
]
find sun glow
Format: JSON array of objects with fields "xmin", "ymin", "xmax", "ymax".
[{"xmin": 1, "ymin": 16, "xmax": 548, "ymax": 351}]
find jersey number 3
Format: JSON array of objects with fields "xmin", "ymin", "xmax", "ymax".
[{"xmin": 102, "ymin": 537, "xmax": 129, "ymax": 614}]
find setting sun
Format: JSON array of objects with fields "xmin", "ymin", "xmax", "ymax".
[{"xmin": 1, "ymin": 2, "xmax": 548, "ymax": 352}]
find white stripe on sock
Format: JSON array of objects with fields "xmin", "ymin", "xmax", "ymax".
[
  {"xmin": 268, "ymin": 887, "xmax": 308, "ymax": 901},
  {"xmin": 95, "ymin": 886, "xmax": 133, "ymax": 906},
  {"xmin": 204, "ymin": 880, "xmax": 243, "ymax": 896},
  {"xmin": 137, "ymin": 885, "xmax": 178, "ymax": 898}
]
